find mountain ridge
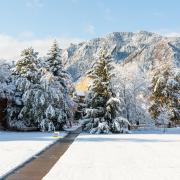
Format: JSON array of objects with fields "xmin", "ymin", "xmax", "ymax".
[{"xmin": 62, "ymin": 31, "xmax": 180, "ymax": 82}]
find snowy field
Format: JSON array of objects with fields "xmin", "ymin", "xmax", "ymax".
[
  {"xmin": 44, "ymin": 128, "xmax": 180, "ymax": 180},
  {"xmin": 0, "ymin": 131, "xmax": 67, "ymax": 178}
]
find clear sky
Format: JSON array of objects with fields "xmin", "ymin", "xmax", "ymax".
[{"xmin": 0, "ymin": 0, "xmax": 180, "ymax": 59}]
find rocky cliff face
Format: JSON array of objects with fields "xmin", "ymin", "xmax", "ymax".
[{"xmin": 62, "ymin": 31, "xmax": 180, "ymax": 82}]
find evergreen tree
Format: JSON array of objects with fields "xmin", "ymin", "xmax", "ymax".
[
  {"xmin": 88, "ymin": 50, "xmax": 113, "ymax": 107},
  {"xmin": 21, "ymin": 69, "xmax": 69, "ymax": 131},
  {"xmin": 82, "ymin": 50, "xmax": 130, "ymax": 134},
  {"xmin": 0, "ymin": 62, "xmax": 13, "ymax": 129},
  {"xmin": 46, "ymin": 40, "xmax": 62, "ymax": 76},
  {"xmin": 14, "ymin": 48, "xmax": 39, "ymax": 83},
  {"xmin": 149, "ymin": 66, "xmax": 180, "ymax": 125},
  {"xmin": 46, "ymin": 40, "xmax": 73, "ymax": 93},
  {"xmin": 45, "ymin": 41, "xmax": 75, "ymax": 128},
  {"xmin": 7, "ymin": 48, "xmax": 39, "ymax": 129},
  {"xmin": 6, "ymin": 45, "xmax": 74, "ymax": 131},
  {"xmin": 0, "ymin": 62, "xmax": 12, "ymax": 99}
]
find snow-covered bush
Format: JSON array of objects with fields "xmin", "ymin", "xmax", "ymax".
[
  {"xmin": 156, "ymin": 105, "xmax": 170, "ymax": 126},
  {"xmin": 112, "ymin": 117, "xmax": 130, "ymax": 133}
]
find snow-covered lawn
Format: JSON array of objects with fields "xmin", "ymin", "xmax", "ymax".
[
  {"xmin": 0, "ymin": 131, "xmax": 67, "ymax": 178},
  {"xmin": 43, "ymin": 128, "xmax": 180, "ymax": 180}
]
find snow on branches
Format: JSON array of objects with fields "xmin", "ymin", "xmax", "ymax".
[{"xmin": 6, "ymin": 42, "xmax": 74, "ymax": 131}]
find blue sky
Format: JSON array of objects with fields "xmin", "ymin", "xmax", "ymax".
[{"xmin": 0, "ymin": 0, "xmax": 180, "ymax": 59}]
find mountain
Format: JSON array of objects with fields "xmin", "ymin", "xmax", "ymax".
[{"xmin": 62, "ymin": 31, "xmax": 180, "ymax": 82}]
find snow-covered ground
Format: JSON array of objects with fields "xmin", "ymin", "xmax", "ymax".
[
  {"xmin": 43, "ymin": 128, "xmax": 180, "ymax": 180},
  {"xmin": 0, "ymin": 131, "xmax": 67, "ymax": 178}
]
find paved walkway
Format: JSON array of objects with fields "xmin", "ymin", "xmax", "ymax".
[{"xmin": 4, "ymin": 128, "xmax": 81, "ymax": 180}]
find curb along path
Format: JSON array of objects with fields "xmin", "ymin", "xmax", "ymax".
[{"xmin": 4, "ymin": 127, "xmax": 81, "ymax": 180}]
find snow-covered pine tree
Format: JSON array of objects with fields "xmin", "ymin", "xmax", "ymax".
[
  {"xmin": 0, "ymin": 62, "xmax": 14, "ymax": 128},
  {"xmin": 82, "ymin": 50, "xmax": 130, "ymax": 134},
  {"xmin": 0, "ymin": 62, "xmax": 13, "ymax": 99},
  {"xmin": 87, "ymin": 50, "xmax": 113, "ymax": 108},
  {"xmin": 6, "ymin": 48, "xmax": 40, "ymax": 129},
  {"xmin": 7, "ymin": 45, "xmax": 74, "ymax": 131},
  {"xmin": 43, "ymin": 41, "xmax": 75, "ymax": 130},
  {"xmin": 149, "ymin": 66, "xmax": 180, "ymax": 125},
  {"xmin": 36, "ymin": 69, "xmax": 69, "ymax": 131},
  {"xmin": 46, "ymin": 40, "xmax": 74, "ymax": 93},
  {"xmin": 46, "ymin": 40, "xmax": 62, "ymax": 76},
  {"xmin": 14, "ymin": 48, "xmax": 39, "ymax": 83}
]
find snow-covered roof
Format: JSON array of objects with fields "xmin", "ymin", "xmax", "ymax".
[{"xmin": 76, "ymin": 91, "xmax": 85, "ymax": 97}]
